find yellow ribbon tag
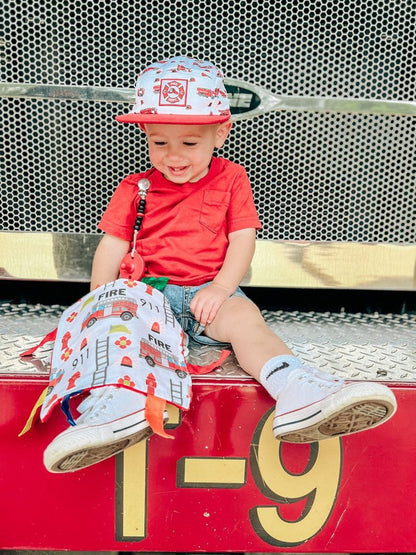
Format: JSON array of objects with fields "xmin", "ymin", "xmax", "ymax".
[{"xmin": 18, "ymin": 387, "xmax": 49, "ymax": 437}]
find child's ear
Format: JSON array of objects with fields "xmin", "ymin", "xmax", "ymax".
[{"xmin": 215, "ymin": 121, "xmax": 233, "ymax": 148}]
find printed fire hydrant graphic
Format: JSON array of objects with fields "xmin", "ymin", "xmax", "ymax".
[{"xmin": 40, "ymin": 279, "xmax": 191, "ymax": 421}]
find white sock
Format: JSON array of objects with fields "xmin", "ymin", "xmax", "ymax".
[{"xmin": 260, "ymin": 355, "xmax": 303, "ymax": 400}]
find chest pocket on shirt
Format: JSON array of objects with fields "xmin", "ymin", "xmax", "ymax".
[{"xmin": 199, "ymin": 190, "xmax": 231, "ymax": 234}]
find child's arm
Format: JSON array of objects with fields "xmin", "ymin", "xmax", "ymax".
[
  {"xmin": 90, "ymin": 234, "xmax": 130, "ymax": 290},
  {"xmin": 190, "ymin": 227, "xmax": 256, "ymax": 326}
]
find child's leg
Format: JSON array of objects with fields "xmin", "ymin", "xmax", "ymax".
[
  {"xmin": 205, "ymin": 296, "xmax": 292, "ymax": 380},
  {"xmin": 204, "ymin": 296, "xmax": 397, "ymax": 443}
]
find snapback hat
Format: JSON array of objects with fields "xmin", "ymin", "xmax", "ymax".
[{"xmin": 115, "ymin": 56, "xmax": 231, "ymax": 125}]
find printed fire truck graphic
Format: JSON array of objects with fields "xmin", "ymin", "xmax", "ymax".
[
  {"xmin": 81, "ymin": 296, "xmax": 138, "ymax": 330},
  {"xmin": 140, "ymin": 337, "xmax": 188, "ymax": 379}
]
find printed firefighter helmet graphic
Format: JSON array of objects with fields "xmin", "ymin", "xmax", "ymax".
[{"xmin": 115, "ymin": 56, "xmax": 230, "ymax": 125}]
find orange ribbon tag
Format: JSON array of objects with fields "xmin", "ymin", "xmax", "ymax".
[{"xmin": 145, "ymin": 394, "xmax": 174, "ymax": 439}]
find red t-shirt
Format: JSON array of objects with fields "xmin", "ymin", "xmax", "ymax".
[{"xmin": 98, "ymin": 156, "xmax": 262, "ymax": 286}]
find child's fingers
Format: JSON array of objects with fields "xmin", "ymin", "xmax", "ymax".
[
  {"xmin": 191, "ymin": 296, "xmax": 214, "ymax": 326},
  {"xmin": 194, "ymin": 300, "xmax": 212, "ymax": 326},
  {"xmin": 189, "ymin": 295, "xmax": 201, "ymax": 319},
  {"xmin": 201, "ymin": 299, "xmax": 224, "ymax": 326},
  {"xmin": 200, "ymin": 303, "xmax": 217, "ymax": 326},
  {"xmin": 190, "ymin": 286, "xmax": 228, "ymax": 325}
]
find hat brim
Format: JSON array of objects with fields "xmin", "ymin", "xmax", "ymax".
[{"xmin": 115, "ymin": 113, "xmax": 231, "ymax": 125}]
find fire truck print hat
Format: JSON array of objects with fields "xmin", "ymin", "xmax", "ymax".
[{"xmin": 115, "ymin": 56, "xmax": 231, "ymax": 125}]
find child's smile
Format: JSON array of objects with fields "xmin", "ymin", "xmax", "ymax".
[
  {"xmin": 168, "ymin": 165, "xmax": 192, "ymax": 178},
  {"xmin": 145, "ymin": 123, "xmax": 231, "ymax": 184}
]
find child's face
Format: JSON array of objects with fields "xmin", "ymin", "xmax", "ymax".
[{"xmin": 144, "ymin": 122, "xmax": 231, "ymax": 184}]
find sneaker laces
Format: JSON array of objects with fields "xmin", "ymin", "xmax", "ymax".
[
  {"xmin": 76, "ymin": 386, "xmax": 146, "ymax": 425},
  {"xmin": 294, "ymin": 366, "xmax": 344, "ymax": 390},
  {"xmin": 77, "ymin": 387, "xmax": 108, "ymax": 414},
  {"xmin": 76, "ymin": 386, "xmax": 117, "ymax": 424}
]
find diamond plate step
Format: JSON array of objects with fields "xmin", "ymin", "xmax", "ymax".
[{"xmin": 0, "ymin": 302, "xmax": 415, "ymax": 382}]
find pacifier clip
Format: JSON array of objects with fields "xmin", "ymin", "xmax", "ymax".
[{"xmin": 119, "ymin": 174, "xmax": 152, "ymax": 281}]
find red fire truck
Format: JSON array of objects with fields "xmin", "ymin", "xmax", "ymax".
[
  {"xmin": 1, "ymin": 21, "xmax": 416, "ymax": 551},
  {"xmin": 140, "ymin": 338, "xmax": 188, "ymax": 378},
  {"xmin": 81, "ymin": 296, "xmax": 138, "ymax": 330}
]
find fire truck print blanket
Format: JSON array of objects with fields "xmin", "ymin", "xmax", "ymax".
[{"xmin": 39, "ymin": 279, "xmax": 191, "ymax": 422}]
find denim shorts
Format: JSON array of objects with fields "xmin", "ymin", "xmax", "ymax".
[{"xmin": 163, "ymin": 281, "xmax": 248, "ymax": 346}]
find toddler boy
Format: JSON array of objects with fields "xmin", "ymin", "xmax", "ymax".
[{"xmin": 44, "ymin": 56, "xmax": 396, "ymax": 472}]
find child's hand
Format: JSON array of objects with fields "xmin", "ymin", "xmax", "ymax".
[{"xmin": 190, "ymin": 283, "xmax": 232, "ymax": 326}]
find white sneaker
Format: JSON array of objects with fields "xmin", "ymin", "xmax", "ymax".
[
  {"xmin": 44, "ymin": 386, "xmax": 168, "ymax": 473},
  {"xmin": 273, "ymin": 367, "xmax": 397, "ymax": 443}
]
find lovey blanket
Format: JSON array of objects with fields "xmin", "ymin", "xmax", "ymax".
[{"xmin": 40, "ymin": 278, "xmax": 191, "ymax": 423}]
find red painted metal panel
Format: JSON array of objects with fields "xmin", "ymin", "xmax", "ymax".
[{"xmin": 0, "ymin": 376, "xmax": 414, "ymax": 552}]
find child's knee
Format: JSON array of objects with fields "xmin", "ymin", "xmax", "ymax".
[
  {"xmin": 216, "ymin": 296, "xmax": 263, "ymax": 329},
  {"xmin": 205, "ymin": 297, "xmax": 266, "ymax": 343}
]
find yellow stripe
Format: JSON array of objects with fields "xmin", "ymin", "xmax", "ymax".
[{"xmin": 181, "ymin": 457, "xmax": 246, "ymax": 486}]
